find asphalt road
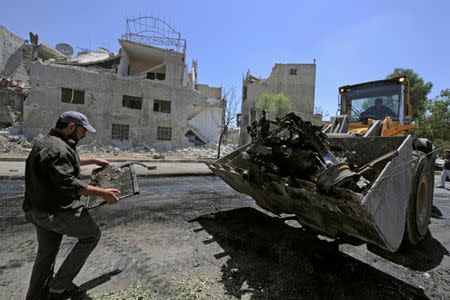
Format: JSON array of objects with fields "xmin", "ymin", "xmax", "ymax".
[{"xmin": 0, "ymin": 173, "xmax": 449, "ymax": 299}]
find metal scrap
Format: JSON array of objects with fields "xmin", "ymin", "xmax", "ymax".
[
  {"xmin": 86, "ymin": 162, "xmax": 143, "ymax": 209},
  {"xmin": 244, "ymin": 113, "xmax": 366, "ymax": 193}
]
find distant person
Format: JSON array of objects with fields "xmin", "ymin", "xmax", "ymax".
[
  {"xmin": 437, "ymin": 150, "xmax": 450, "ymax": 189},
  {"xmin": 361, "ymin": 97, "xmax": 397, "ymax": 120},
  {"xmin": 23, "ymin": 111, "xmax": 121, "ymax": 299}
]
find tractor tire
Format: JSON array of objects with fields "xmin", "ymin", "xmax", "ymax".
[{"xmin": 405, "ymin": 153, "xmax": 433, "ymax": 245}]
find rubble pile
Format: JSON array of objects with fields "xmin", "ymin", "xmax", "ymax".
[
  {"xmin": 166, "ymin": 144, "xmax": 237, "ymax": 160},
  {"xmin": 0, "ymin": 129, "xmax": 237, "ymax": 160},
  {"xmin": 244, "ymin": 113, "xmax": 364, "ymax": 192},
  {"xmin": 0, "ymin": 133, "xmax": 32, "ymax": 153},
  {"xmin": 76, "ymin": 140, "xmax": 237, "ymax": 160}
]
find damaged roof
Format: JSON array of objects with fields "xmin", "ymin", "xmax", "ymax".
[
  {"xmin": 119, "ymin": 39, "xmax": 184, "ymax": 61},
  {"xmin": 68, "ymin": 48, "xmax": 118, "ymax": 66},
  {"xmin": 37, "ymin": 43, "xmax": 67, "ymax": 60}
]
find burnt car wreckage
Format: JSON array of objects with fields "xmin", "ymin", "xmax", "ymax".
[{"xmin": 209, "ymin": 79, "xmax": 435, "ymax": 253}]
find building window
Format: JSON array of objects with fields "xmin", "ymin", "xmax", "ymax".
[
  {"xmin": 146, "ymin": 72, "xmax": 166, "ymax": 80},
  {"xmin": 243, "ymin": 86, "xmax": 247, "ymax": 101},
  {"xmin": 290, "ymin": 68, "xmax": 297, "ymax": 75},
  {"xmin": 61, "ymin": 88, "xmax": 85, "ymax": 104},
  {"xmin": 154, "ymin": 99, "xmax": 171, "ymax": 113},
  {"xmin": 157, "ymin": 126, "xmax": 172, "ymax": 141},
  {"xmin": 122, "ymin": 95, "xmax": 142, "ymax": 110},
  {"xmin": 111, "ymin": 124, "xmax": 129, "ymax": 140}
]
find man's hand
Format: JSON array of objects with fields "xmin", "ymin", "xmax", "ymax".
[
  {"xmin": 94, "ymin": 158, "xmax": 110, "ymax": 167},
  {"xmin": 80, "ymin": 185, "xmax": 120, "ymax": 204},
  {"xmin": 100, "ymin": 188, "xmax": 120, "ymax": 204}
]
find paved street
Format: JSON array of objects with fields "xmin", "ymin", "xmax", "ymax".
[
  {"xmin": 0, "ymin": 171, "xmax": 449, "ymax": 298},
  {"xmin": 0, "ymin": 161, "xmax": 212, "ymax": 179}
]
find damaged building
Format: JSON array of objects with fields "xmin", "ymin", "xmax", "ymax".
[
  {"xmin": 239, "ymin": 63, "xmax": 321, "ymax": 145},
  {"xmin": 0, "ymin": 26, "xmax": 30, "ymax": 128},
  {"xmin": 0, "ymin": 17, "xmax": 224, "ymax": 149}
]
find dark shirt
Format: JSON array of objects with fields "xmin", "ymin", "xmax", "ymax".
[
  {"xmin": 444, "ymin": 153, "xmax": 450, "ymax": 170},
  {"xmin": 23, "ymin": 129, "xmax": 88, "ymax": 214}
]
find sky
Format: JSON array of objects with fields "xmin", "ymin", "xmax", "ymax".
[{"xmin": 1, "ymin": 0, "xmax": 449, "ymax": 120}]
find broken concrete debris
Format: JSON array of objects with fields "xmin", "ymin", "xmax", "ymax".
[
  {"xmin": 0, "ymin": 127, "xmax": 236, "ymax": 159},
  {"xmin": 0, "ymin": 131, "xmax": 32, "ymax": 153}
]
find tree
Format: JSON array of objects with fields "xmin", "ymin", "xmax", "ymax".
[
  {"xmin": 216, "ymin": 88, "xmax": 238, "ymax": 159},
  {"xmin": 256, "ymin": 92, "xmax": 293, "ymax": 119},
  {"xmin": 415, "ymin": 89, "xmax": 450, "ymax": 149},
  {"xmin": 386, "ymin": 68, "xmax": 433, "ymax": 119},
  {"xmin": 440, "ymin": 88, "xmax": 450, "ymax": 98}
]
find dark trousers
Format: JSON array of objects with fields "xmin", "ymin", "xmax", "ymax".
[{"xmin": 25, "ymin": 208, "xmax": 101, "ymax": 300}]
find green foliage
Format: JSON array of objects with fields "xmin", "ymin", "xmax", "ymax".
[
  {"xmin": 386, "ymin": 68, "xmax": 433, "ymax": 119},
  {"xmin": 92, "ymin": 274, "xmax": 219, "ymax": 300},
  {"xmin": 415, "ymin": 89, "xmax": 450, "ymax": 145},
  {"xmin": 439, "ymin": 88, "xmax": 450, "ymax": 98},
  {"xmin": 93, "ymin": 280, "xmax": 158, "ymax": 299},
  {"xmin": 256, "ymin": 92, "xmax": 293, "ymax": 118}
]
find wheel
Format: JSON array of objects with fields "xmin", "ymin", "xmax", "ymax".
[{"xmin": 405, "ymin": 153, "xmax": 433, "ymax": 245}]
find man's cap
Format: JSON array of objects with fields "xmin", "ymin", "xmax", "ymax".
[{"xmin": 58, "ymin": 111, "xmax": 96, "ymax": 133}]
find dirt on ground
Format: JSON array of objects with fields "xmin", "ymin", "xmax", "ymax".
[{"xmin": 0, "ymin": 176, "xmax": 449, "ymax": 299}]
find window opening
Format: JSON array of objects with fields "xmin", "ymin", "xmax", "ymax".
[
  {"xmin": 122, "ymin": 95, "xmax": 142, "ymax": 110},
  {"xmin": 111, "ymin": 124, "xmax": 130, "ymax": 140},
  {"xmin": 157, "ymin": 126, "xmax": 172, "ymax": 140}
]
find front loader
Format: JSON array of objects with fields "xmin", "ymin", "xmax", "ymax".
[{"xmin": 209, "ymin": 77, "xmax": 434, "ymax": 252}]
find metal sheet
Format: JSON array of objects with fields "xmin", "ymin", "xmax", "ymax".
[{"xmin": 85, "ymin": 163, "xmax": 140, "ymax": 209}]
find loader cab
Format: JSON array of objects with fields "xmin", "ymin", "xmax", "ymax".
[{"xmin": 338, "ymin": 77, "xmax": 413, "ymax": 135}]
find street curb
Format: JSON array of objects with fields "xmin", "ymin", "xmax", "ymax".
[{"xmin": 0, "ymin": 172, "xmax": 215, "ymax": 180}]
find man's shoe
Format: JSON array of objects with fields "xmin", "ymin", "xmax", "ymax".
[
  {"xmin": 437, "ymin": 185, "xmax": 445, "ymax": 189},
  {"xmin": 47, "ymin": 283, "xmax": 86, "ymax": 299}
]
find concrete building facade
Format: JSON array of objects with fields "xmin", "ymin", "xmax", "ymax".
[
  {"xmin": 1, "ymin": 18, "xmax": 224, "ymax": 150},
  {"xmin": 23, "ymin": 60, "xmax": 222, "ymax": 150},
  {"xmin": 239, "ymin": 63, "xmax": 320, "ymax": 144}
]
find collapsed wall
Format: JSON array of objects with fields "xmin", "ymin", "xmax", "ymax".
[
  {"xmin": 0, "ymin": 26, "xmax": 31, "ymax": 127},
  {"xmin": 0, "ymin": 25, "xmax": 29, "ymax": 82}
]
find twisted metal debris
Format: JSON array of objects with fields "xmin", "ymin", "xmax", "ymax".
[{"xmin": 244, "ymin": 113, "xmax": 362, "ymax": 192}]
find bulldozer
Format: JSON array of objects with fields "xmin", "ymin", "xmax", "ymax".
[{"xmin": 209, "ymin": 77, "xmax": 434, "ymax": 252}]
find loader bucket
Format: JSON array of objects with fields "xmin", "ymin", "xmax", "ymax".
[{"xmin": 209, "ymin": 135, "xmax": 414, "ymax": 252}]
